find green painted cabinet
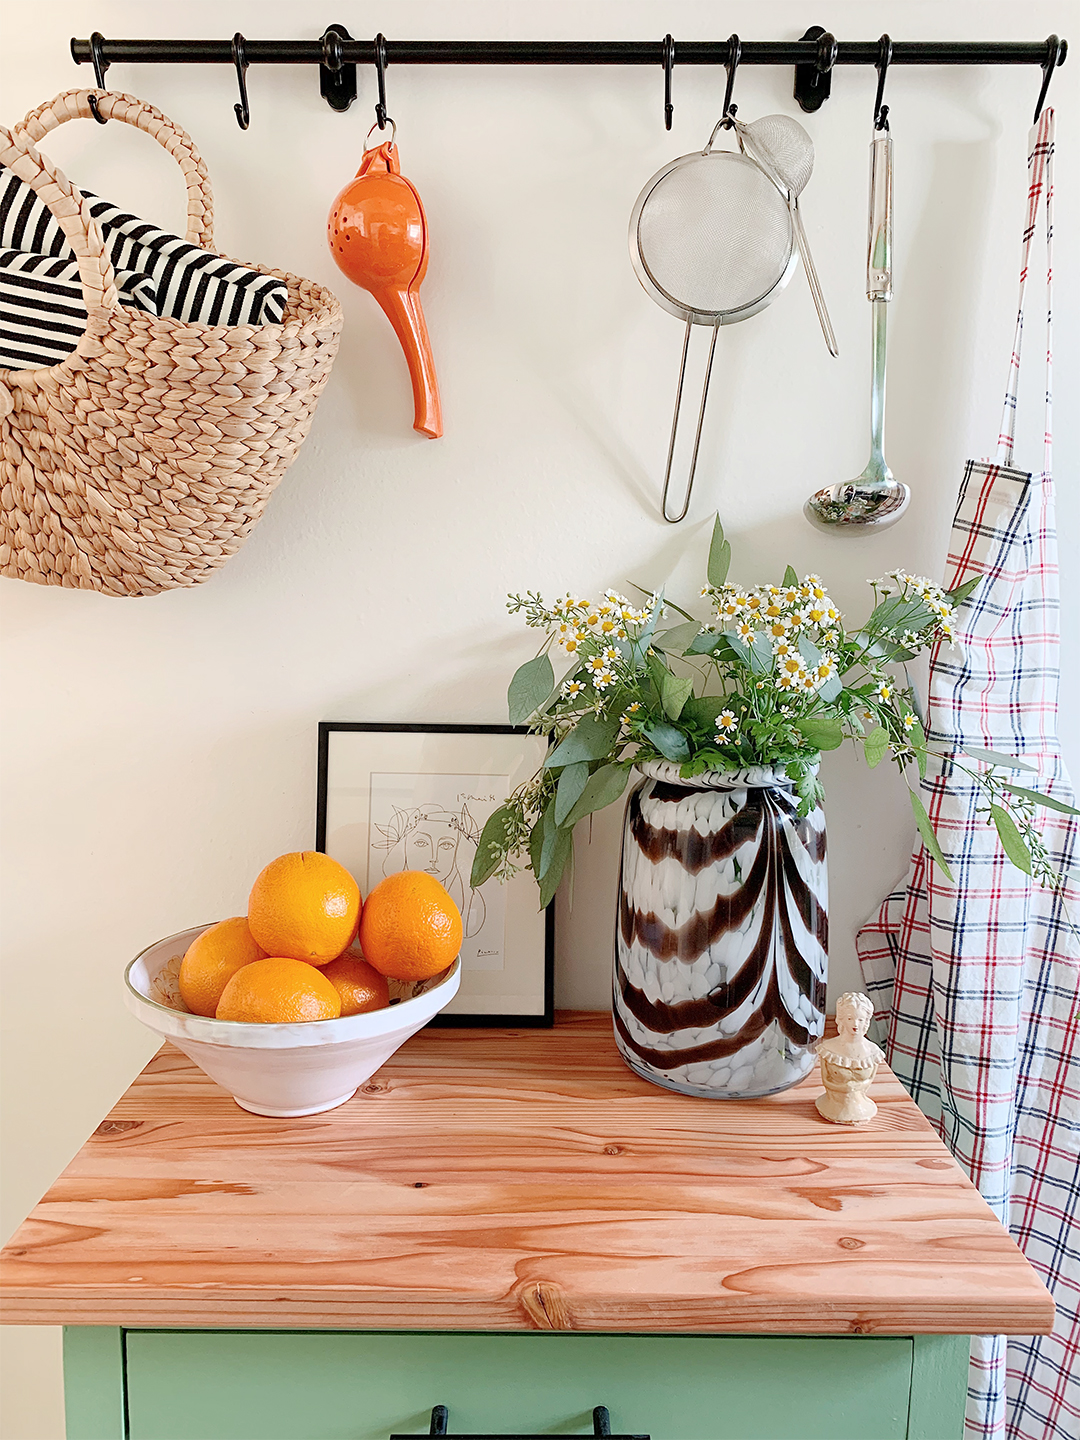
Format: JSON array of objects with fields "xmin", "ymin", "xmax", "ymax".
[{"xmin": 64, "ymin": 1328, "xmax": 971, "ymax": 1440}]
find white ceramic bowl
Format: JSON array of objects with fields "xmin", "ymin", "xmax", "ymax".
[{"xmin": 124, "ymin": 924, "xmax": 461, "ymax": 1116}]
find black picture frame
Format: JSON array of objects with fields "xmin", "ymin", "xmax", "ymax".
[{"xmin": 316, "ymin": 722, "xmax": 554, "ymax": 1027}]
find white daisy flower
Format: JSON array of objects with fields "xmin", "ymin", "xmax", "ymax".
[
  {"xmin": 715, "ymin": 709, "xmax": 739, "ymax": 734},
  {"xmin": 593, "ymin": 667, "xmax": 616, "ymax": 690},
  {"xmin": 903, "ymin": 712, "xmax": 917, "ymax": 730},
  {"xmin": 561, "ymin": 679, "xmax": 586, "ymax": 698},
  {"xmin": 876, "ymin": 681, "xmax": 893, "ymax": 702}
]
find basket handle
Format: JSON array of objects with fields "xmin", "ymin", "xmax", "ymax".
[
  {"xmin": 12, "ymin": 89, "xmax": 215, "ymax": 250},
  {"xmin": 0, "ymin": 125, "xmax": 117, "ymax": 322}
]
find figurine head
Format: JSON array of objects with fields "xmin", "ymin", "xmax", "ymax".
[{"xmin": 835, "ymin": 991, "xmax": 874, "ymax": 1040}]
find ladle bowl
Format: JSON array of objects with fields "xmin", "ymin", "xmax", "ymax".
[{"xmin": 804, "ymin": 471, "xmax": 910, "ymax": 531}]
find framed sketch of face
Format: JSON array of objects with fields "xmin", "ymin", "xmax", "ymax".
[{"xmin": 316, "ymin": 723, "xmax": 554, "ymax": 1026}]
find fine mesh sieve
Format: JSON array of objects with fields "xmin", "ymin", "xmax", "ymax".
[{"xmin": 630, "ymin": 127, "xmax": 797, "ymax": 523}]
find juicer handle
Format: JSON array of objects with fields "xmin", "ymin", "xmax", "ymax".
[
  {"xmin": 867, "ymin": 130, "xmax": 893, "ymax": 300},
  {"xmin": 372, "ymin": 284, "xmax": 443, "ymax": 439}
]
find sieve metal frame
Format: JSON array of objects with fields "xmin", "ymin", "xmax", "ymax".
[{"xmin": 628, "ymin": 148, "xmax": 798, "ymax": 326}]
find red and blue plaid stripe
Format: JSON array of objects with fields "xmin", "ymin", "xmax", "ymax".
[{"xmin": 857, "ymin": 110, "xmax": 1078, "ymax": 1440}]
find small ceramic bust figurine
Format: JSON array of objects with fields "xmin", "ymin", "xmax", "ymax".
[{"xmin": 815, "ymin": 992, "xmax": 885, "ymax": 1125}]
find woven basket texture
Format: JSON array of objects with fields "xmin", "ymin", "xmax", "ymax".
[{"xmin": 0, "ymin": 90, "xmax": 343, "ymax": 597}]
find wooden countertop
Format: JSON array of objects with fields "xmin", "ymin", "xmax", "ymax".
[{"xmin": 0, "ymin": 1012, "xmax": 1053, "ymax": 1335}]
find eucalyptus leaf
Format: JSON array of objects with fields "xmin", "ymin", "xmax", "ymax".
[
  {"xmin": 643, "ymin": 722, "xmax": 691, "ymax": 763},
  {"xmin": 817, "ymin": 673, "xmax": 843, "ymax": 704},
  {"xmin": 909, "ymin": 788, "xmax": 954, "ymax": 881},
  {"xmin": 507, "ymin": 652, "xmax": 554, "ymax": 725},
  {"xmin": 962, "ymin": 745, "xmax": 1037, "ymax": 772},
  {"xmin": 538, "ymin": 825, "xmax": 573, "ymax": 907},
  {"xmin": 545, "ymin": 712, "xmax": 621, "ymax": 769},
  {"xmin": 655, "ymin": 620, "xmax": 702, "ymax": 654},
  {"xmin": 1002, "ymin": 783, "xmax": 1080, "ymax": 816},
  {"xmin": 910, "ymin": 716, "xmax": 928, "ymax": 779},
  {"xmin": 723, "ymin": 632, "xmax": 752, "ymax": 668},
  {"xmin": 990, "ymin": 804, "xmax": 1033, "ymax": 875},
  {"xmin": 470, "ymin": 804, "xmax": 515, "ymax": 888},
  {"xmin": 528, "ymin": 805, "xmax": 549, "ymax": 879},
  {"xmin": 682, "ymin": 695, "xmax": 732, "ymax": 730},
  {"xmin": 661, "ymin": 671, "xmax": 694, "ymax": 721},
  {"xmin": 863, "ymin": 725, "xmax": 889, "ymax": 769},
  {"xmin": 564, "ymin": 763, "xmax": 630, "ymax": 829},
  {"xmin": 747, "ymin": 630, "xmax": 773, "ymax": 676},
  {"xmin": 795, "ymin": 714, "xmax": 843, "ymax": 751},
  {"xmin": 797, "ymin": 634, "xmax": 823, "ymax": 670},
  {"xmin": 707, "ymin": 515, "xmax": 731, "ymax": 588},
  {"xmin": 945, "ymin": 575, "xmax": 981, "ymax": 607},
  {"xmin": 554, "ymin": 761, "xmax": 590, "ymax": 826},
  {"xmin": 687, "ymin": 629, "xmax": 721, "ymax": 654},
  {"xmin": 782, "ymin": 565, "xmax": 799, "ymax": 588}
]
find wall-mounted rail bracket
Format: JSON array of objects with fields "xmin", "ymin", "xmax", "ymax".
[
  {"xmin": 793, "ymin": 26, "xmax": 836, "ymax": 112},
  {"xmin": 319, "ymin": 23, "xmax": 356, "ymax": 111}
]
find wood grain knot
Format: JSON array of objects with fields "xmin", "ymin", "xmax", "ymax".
[
  {"xmin": 94, "ymin": 1120, "xmax": 141, "ymax": 1135},
  {"xmin": 413, "ymin": 1182, "xmax": 428, "ymax": 1189},
  {"xmin": 603, "ymin": 1144, "xmax": 624, "ymax": 1156},
  {"xmin": 518, "ymin": 1280, "xmax": 572, "ymax": 1330},
  {"xmin": 360, "ymin": 1082, "xmax": 389, "ymax": 1094},
  {"xmin": 838, "ymin": 1237, "xmax": 865, "ymax": 1250}
]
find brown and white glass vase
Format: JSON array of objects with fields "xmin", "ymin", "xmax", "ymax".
[{"xmin": 613, "ymin": 761, "xmax": 827, "ymax": 1098}]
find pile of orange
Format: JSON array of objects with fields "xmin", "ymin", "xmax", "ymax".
[{"xmin": 177, "ymin": 853, "xmax": 462, "ymax": 1024}]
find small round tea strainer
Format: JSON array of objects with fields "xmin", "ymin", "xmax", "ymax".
[{"xmin": 631, "ymin": 111, "xmax": 830, "ymax": 522}]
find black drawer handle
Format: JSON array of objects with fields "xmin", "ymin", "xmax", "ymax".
[{"xmin": 390, "ymin": 1402, "xmax": 649, "ymax": 1438}]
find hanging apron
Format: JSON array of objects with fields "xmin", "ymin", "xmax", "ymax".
[{"xmin": 856, "ymin": 108, "xmax": 1079, "ymax": 1440}]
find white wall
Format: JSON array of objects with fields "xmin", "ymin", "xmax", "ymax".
[{"xmin": 2, "ymin": 2, "xmax": 1077, "ymax": 1434}]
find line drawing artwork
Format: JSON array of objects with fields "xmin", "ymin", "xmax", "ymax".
[{"xmin": 368, "ymin": 773, "xmax": 509, "ymax": 971}]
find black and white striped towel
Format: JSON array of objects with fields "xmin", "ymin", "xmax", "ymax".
[
  {"xmin": 0, "ymin": 249, "xmax": 157, "ymax": 369},
  {"xmin": 0, "ymin": 163, "xmax": 288, "ymax": 369}
]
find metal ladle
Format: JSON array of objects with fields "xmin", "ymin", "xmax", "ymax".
[{"xmin": 805, "ymin": 106, "xmax": 910, "ymax": 532}]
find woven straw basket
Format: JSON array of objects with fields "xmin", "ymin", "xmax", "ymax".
[{"xmin": 0, "ymin": 91, "xmax": 343, "ymax": 596}]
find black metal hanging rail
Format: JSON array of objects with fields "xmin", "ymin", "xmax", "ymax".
[
  {"xmin": 70, "ymin": 36, "xmax": 1065, "ymax": 67},
  {"xmin": 70, "ymin": 30, "xmax": 1068, "ymax": 122}
]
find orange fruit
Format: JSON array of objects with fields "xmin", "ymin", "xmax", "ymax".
[
  {"xmin": 178, "ymin": 917, "xmax": 266, "ymax": 1017},
  {"xmin": 215, "ymin": 957, "xmax": 342, "ymax": 1024},
  {"xmin": 321, "ymin": 953, "xmax": 390, "ymax": 1016},
  {"xmin": 358, "ymin": 870, "xmax": 462, "ymax": 982},
  {"xmin": 247, "ymin": 851, "xmax": 360, "ymax": 965}
]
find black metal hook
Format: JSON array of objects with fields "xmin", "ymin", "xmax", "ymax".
[
  {"xmin": 231, "ymin": 32, "xmax": 250, "ymax": 130},
  {"xmin": 87, "ymin": 31, "xmax": 110, "ymax": 124},
  {"xmin": 662, "ymin": 34, "xmax": 675, "ymax": 130},
  {"xmin": 721, "ymin": 34, "xmax": 741, "ymax": 124},
  {"xmin": 873, "ymin": 34, "xmax": 893, "ymax": 131},
  {"xmin": 374, "ymin": 33, "xmax": 390, "ymax": 129},
  {"xmin": 793, "ymin": 25, "xmax": 837, "ymax": 113},
  {"xmin": 1033, "ymin": 34, "xmax": 1067, "ymax": 123}
]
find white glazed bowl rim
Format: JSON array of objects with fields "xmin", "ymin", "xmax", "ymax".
[{"xmin": 124, "ymin": 923, "xmax": 460, "ymax": 1050}]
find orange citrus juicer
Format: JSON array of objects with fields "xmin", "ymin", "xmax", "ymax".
[{"xmin": 328, "ymin": 125, "xmax": 443, "ymax": 439}]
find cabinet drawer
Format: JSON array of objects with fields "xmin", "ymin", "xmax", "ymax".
[{"xmin": 124, "ymin": 1330, "xmax": 914, "ymax": 1440}]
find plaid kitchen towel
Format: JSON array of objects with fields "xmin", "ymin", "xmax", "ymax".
[{"xmin": 857, "ymin": 109, "xmax": 1079, "ymax": 1440}]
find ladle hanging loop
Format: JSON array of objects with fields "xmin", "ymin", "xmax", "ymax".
[{"xmin": 873, "ymin": 35, "xmax": 893, "ymax": 131}]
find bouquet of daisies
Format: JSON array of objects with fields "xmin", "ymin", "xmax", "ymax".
[{"xmin": 473, "ymin": 518, "xmax": 1074, "ymax": 906}]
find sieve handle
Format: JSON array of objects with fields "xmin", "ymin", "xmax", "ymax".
[
  {"xmin": 867, "ymin": 130, "xmax": 893, "ymax": 300},
  {"xmin": 661, "ymin": 318, "xmax": 721, "ymax": 523}
]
